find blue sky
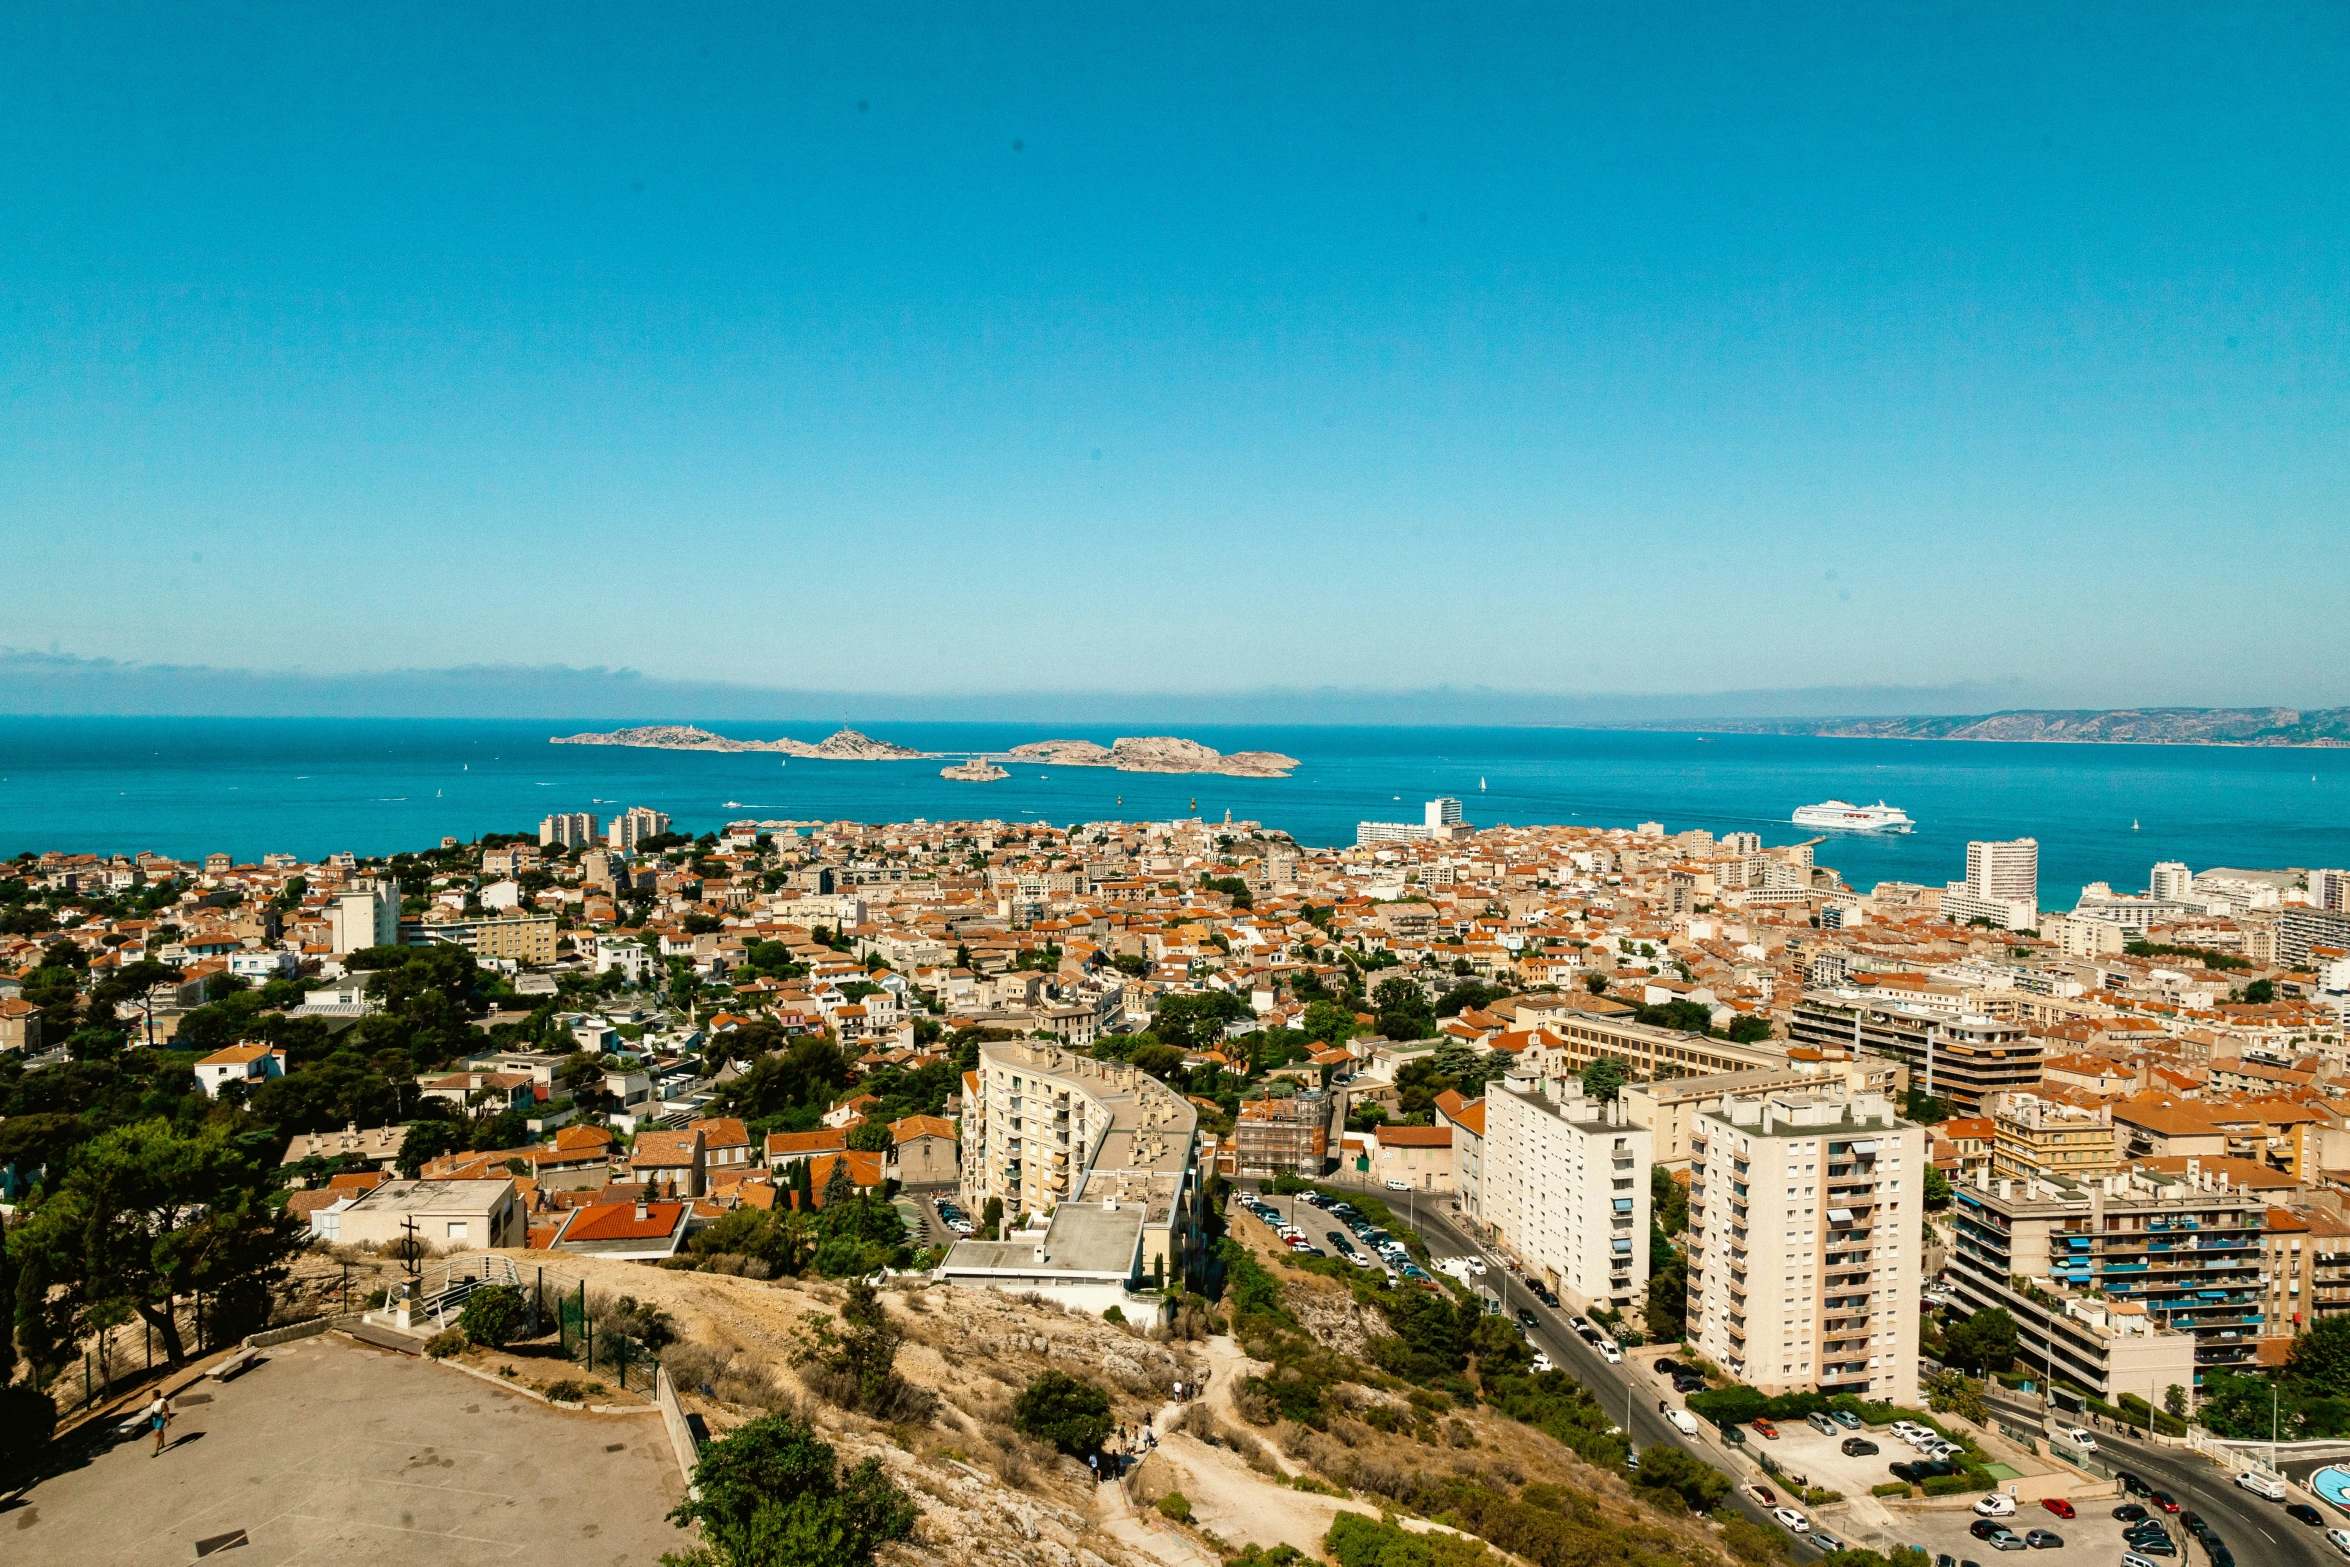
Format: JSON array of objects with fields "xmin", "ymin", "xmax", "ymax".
[{"xmin": 3, "ymin": 4, "xmax": 2345, "ymax": 711}]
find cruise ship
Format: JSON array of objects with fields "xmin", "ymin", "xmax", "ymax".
[{"xmin": 1791, "ymin": 799, "xmax": 1914, "ymax": 833}]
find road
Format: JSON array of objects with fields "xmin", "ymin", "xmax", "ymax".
[
  {"xmin": 1983, "ymin": 1387, "xmax": 2337, "ymax": 1567},
  {"xmin": 1285, "ymin": 1178, "xmax": 1807, "ymax": 1548}
]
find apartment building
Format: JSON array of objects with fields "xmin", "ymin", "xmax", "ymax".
[
  {"xmin": 1991, "ymin": 1093, "xmax": 2120, "ymax": 1184},
  {"xmin": 408, "ymin": 913, "xmax": 560, "ymax": 966},
  {"xmin": 539, "ymin": 811, "xmax": 600, "ymax": 849},
  {"xmin": 1686, "ymin": 1086, "xmax": 1923, "ymax": 1404},
  {"xmin": 1233, "ymin": 1089, "xmax": 1333, "ymax": 1178},
  {"xmin": 1621, "ymin": 1066, "xmax": 1820, "ymax": 1169},
  {"xmin": 1789, "ymin": 991, "xmax": 2040, "ymax": 1114},
  {"xmin": 2279, "ymin": 906, "xmax": 2350, "ymax": 966},
  {"xmin": 1484, "ymin": 1073, "xmax": 1651, "ymax": 1314},
  {"xmin": 327, "ymin": 882, "xmax": 399, "ymax": 954},
  {"xmin": 607, "ymin": 806, "xmax": 673, "ymax": 852},
  {"xmin": 1513, "ymin": 1000, "xmax": 1792, "ymax": 1082},
  {"xmin": 2260, "ymin": 1201, "xmax": 2350, "ymax": 1338},
  {"xmin": 956, "ymin": 1041, "xmax": 1203, "ymax": 1288},
  {"xmin": 1947, "ymin": 1162, "xmax": 2266, "ymax": 1393}
]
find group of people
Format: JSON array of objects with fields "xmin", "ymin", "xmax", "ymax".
[{"xmin": 1084, "ymin": 1371, "xmax": 1213, "ymax": 1485}]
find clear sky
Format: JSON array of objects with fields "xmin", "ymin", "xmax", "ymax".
[{"xmin": 3, "ymin": 4, "xmax": 2345, "ymax": 710}]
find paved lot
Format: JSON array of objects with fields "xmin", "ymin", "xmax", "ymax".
[
  {"xmin": 1898, "ymin": 1496, "xmax": 2187, "ymax": 1567},
  {"xmin": 7, "ymin": 1333, "xmax": 686, "ymax": 1566}
]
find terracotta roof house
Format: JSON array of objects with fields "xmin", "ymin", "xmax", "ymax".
[
  {"xmin": 890, "ymin": 1114, "xmax": 958, "ymax": 1186},
  {"xmin": 765, "ymin": 1127, "xmax": 850, "ymax": 1171},
  {"xmin": 628, "ymin": 1128, "xmax": 706, "ymax": 1198},
  {"xmin": 689, "ymin": 1116, "xmax": 755, "ymax": 1171},
  {"xmin": 553, "ymin": 1199, "xmax": 691, "ymax": 1259},
  {"xmin": 195, "ymin": 1043, "xmax": 286, "ymax": 1099}
]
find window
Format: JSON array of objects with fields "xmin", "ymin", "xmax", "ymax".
[{"xmin": 447, "ymin": 1221, "xmax": 469, "ymax": 1240}]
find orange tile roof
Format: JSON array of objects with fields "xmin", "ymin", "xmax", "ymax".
[{"xmin": 560, "ymin": 1201, "xmax": 687, "ymax": 1242}]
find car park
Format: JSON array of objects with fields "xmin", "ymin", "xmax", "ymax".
[
  {"xmin": 1986, "ymin": 1532, "xmax": 2025, "ymax": 1553},
  {"xmin": 2022, "ymin": 1532, "xmax": 2061, "ymax": 1550},
  {"xmin": 2040, "ymin": 1499, "xmax": 2073, "ymax": 1520},
  {"xmin": 2288, "ymin": 1505, "xmax": 2326, "ymax": 1527},
  {"xmin": 2112, "ymin": 1505, "xmax": 2148, "ymax": 1523},
  {"xmin": 1842, "ymin": 1438, "xmax": 1879, "ymax": 1457}
]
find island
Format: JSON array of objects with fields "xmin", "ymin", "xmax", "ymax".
[
  {"xmin": 549, "ymin": 726, "xmax": 938, "ymax": 759},
  {"xmin": 1007, "ymin": 736, "xmax": 1301, "ymax": 777},
  {"xmin": 1648, "ymin": 706, "xmax": 2350, "ymax": 748},
  {"xmin": 550, "ymin": 726, "xmax": 1301, "ymax": 775}
]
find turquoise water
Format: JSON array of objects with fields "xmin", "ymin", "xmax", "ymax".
[{"xmin": 2, "ymin": 718, "xmax": 2346, "ymax": 906}]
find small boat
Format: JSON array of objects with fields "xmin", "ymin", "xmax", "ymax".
[
  {"xmin": 1480, "ymin": 777, "xmax": 1487, "ymax": 791},
  {"xmin": 2132, "ymin": 819, "xmax": 2140, "ymax": 831}
]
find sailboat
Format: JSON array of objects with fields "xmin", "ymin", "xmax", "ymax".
[
  {"xmin": 1480, "ymin": 777, "xmax": 1487, "ymax": 792},
  {"xmin": 2132, "ymin": 819, "xmax": 2140, "ymax": 831}
]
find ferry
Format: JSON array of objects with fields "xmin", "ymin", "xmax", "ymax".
[{"xmin": 1791, "ymin": 799, "xmax": 1914, "ymax": 833}]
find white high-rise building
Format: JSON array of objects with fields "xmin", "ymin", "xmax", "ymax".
[
  {"xmin": 1425, "ymin": 796, "xmax": 1463, "ymax": 829},
  {"xmin": 1966, "ymin": 837, "xmax": 2039, "ymax": 902},
  {"xmin": 1485, "ymin": 1072, "xmax": 1651, "ymax": 1313},
  {"xmin": 540, "ymin": 811, "xmax": 600, "ymax": 849},
  {"xmin": 607, "ymin": 806, "xmax": 673, "ymax": 851},
  {"xmin": 1686, "ymin": 1085, "xmax": 1924, "ymax": 1404},
  {"xmin": 326, "ymin": 882, "xmax": 400, "ymax": 954},
  {"xmin": 2149, "ymin": 861, "xmax": 2193, "ymax": 902},
  {"xmin": 2314, "ymin": 869, "xmax": 2350, "ymax": 913}
]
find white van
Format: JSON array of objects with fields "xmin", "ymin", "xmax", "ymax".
[
  {"xmin": 2053, "ymin": 1425, "xmax": 2098, "ymax": 1454},
  {"xmin": 1667, "ymin": 1409, "xmax": 1699, "ymax": 1437},
  {"xmin": 2236, "ymin": 1472, "xmax": 2288, "ymax": 1500}
]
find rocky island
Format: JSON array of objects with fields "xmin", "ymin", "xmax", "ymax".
[
  {"xmin": 1007, "ymin": 736, "xmax": 1300, "ymax": 777},
  {"xmin": 939, "ymin": 759, "xmax": 1009, "ymax": 782},
  {"xmin": 549, "ymin": 725, "xmax": 938, "ymax": 759}
]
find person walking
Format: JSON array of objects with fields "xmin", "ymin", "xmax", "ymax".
[{"xmin": 147, "ymin": 1391, "xmax": 174, "ymax": 1457}]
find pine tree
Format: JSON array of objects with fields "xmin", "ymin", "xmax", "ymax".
[
  {"xmin": 14, "ymin": 1248, "xmax": 59, "ymax": 1385},
  {"xmin": 0, "ymin": 1216, "xmax": 17, "ymax": 1385}
]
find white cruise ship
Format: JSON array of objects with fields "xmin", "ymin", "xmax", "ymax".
[{"xmin": 1791, "ymin": 799, "xmax": 1914, "ymax": 833}]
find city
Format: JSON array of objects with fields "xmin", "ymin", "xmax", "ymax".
[{"xmin": 3, "ymin": 797, "xmax": 2348, "ymax": 1567}]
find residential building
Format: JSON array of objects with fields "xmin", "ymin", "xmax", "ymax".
[
  {"xmin": 1621, "ymin": 1066, "xmax": 1823, "ymax": 1169},
  {"xmin": 2279, "ymin": 907, "xmax": 2350, "ymax": 966},
  {"xmin": 1485, "ymin": 1071, "xmax": 1652, "ymax": 1314},
  {"xmin": 327, "ymin": 882, "xmax": 399, "ymax": 954},
  {"xmin": 2150, "ymin": 862, "xmax": 2194, "ymax": 902},
  {"xmin": 1789, "ymin": 991, "xmax": 2040, "ymax": 1114},
  {"xmin": 194, "ymin": 1043, "xmax": 286, "ymax": 1098},
  {"xmin": 628, "ymin": 1128, "xmax": 705, "ymax": 1197},
  {"xmin": 554, "ymin": 1198, "xmax": 691, "ymax": 1260},
  {"xmin": 1368, "ymin": 1123, "xmax": 1453, "ymax": 1191},
  {"xmin": 1991, "ymin": 1093, "xmax": 2120, "ymax": 1184},
  {"xmin": 2259, "ymin": 1202, "xmax": 2350, "ymax": 1337},
  {"xmin": 607, "ymin": 806, "xmax": 672, "ymax": 852},
  {"xmin": 956, "ymin": 1041, "xmax": 1204, "ymax": 1288},
  {"xmin": 1947, "ymin": 1161, "xmax": 2266, "ymax": 1392},
  {"xmin": 889, "ymin": 1114, "xmax": 959, "ymax": 1186},
  {"xmin": 308, "ymin": 1177, "xmax": 526, "ymax": 1252},
  {"xmin": 1686, "ymin": 1086, "xmax": 1924, "ymax": 1404},
  {"xmin": 1940, "ymin": 837, "xmax": 2040, "ymax": 931},
  {"xmin": 409, "ymin": 913, "xmax": 559, "ymax": 966},
  {"xmin": 1515, "ymin": 1001, "xmax": 1792, "ymax": 1082},
  {"xmin": 1233, "ymin": 1089, "xmax": 1333, "ymax": 1178},
  {"xmin": 539, "ymin": 811, "xmax": 600, "ymax": 849},
  {"xmin": 0, "ymin": 996, "xmax": 43, "ymax": 1054},
  {"xmin": 1435, "ymin": 1090, "xmax": 1487, "ymax": 1221}
]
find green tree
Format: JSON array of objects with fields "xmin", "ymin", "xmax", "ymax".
[
  {"xmin": 1394, "ymin": 1058, "xmax": 1458, "ymax": 1120},
  {"xmin": 1631, "ymin": 1443, "xmax": 1730, "ymax": 1512},
  {"xmin": 397, "ymin": 1116, "xmax": 467, "ymax": 1177},
  {"xmin": 2243, "ymin": 978, "xmax": 2275, "ymax": 1005},
  {"xmin": 1372, "ymin": 976, "xmax": 1435, "ymax": 1041},
  {"xmin": 1300, "ymin": 999, "xmax": 1361, "ymax": 1047},
  {"xmin": 845, "ymin": 1119, "xmax": 893, "ymax": 1153},
  {"xmin": 1941, "ymin": 1306, "xmax": 2018, "ymax": 1376},
  {"xmin": 11, "ymin": 1119, "xmax": 301, "ymax": 1365},
  {"xmin": 1579, "ymin": 1056, "xmax": 1629, "ymax": 1102},
  {"xmin": 1012, "ymin": 1369, "xmax": 1113, "ymax": 1457},
  {"xmin": 1922, "ymin": 1367, "xmax": 1987, "ymax": 1422},
  {"xmin": 1922, "ymin": 1165, "xmax": 1953, "ymax": 1209},
  {"xmin": 2286, "ymin": 1313, "xmax": 2350, "ymax": 1388},
  {"xmin": 663, "ymin": 1411, "xmax": 917, "ymax": 1567},
  {"xmin": 1651, "ymin": 1165, "xmax": 1688, "ymax": 1236}
]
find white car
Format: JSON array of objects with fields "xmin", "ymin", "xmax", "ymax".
[
  {"xmin": 1666, "ymin": 1409, "xmax": 1699, "ymax": 1436},
  {"xmin": 1464, "ymin": 1257, "xmax": 1487, "ymax": 1275},
  {"xmin": 1972, "ymin": 1494, "xmax": 2017, "ymax": 1518},
  {"xmin": 1773, "ymin": 1507, "xmax": 1809, "ymax": 1533},
  {"xmin": 1385, "ymin": 1179, "xmax": 1411, "ymax": 1191},
  {"xmin": 1531, "ymin": 1352, "xmax": 1554, "ymax": 1373},
  {"xmin": 2322, "ymin": 1527, "xmax": 2350, "ymax": 1558},
  {"xmin": 2053, "ymin": 1426, "xmax": 2097, "ymax": 1454},
  {"xmin": 1599, "ymin": 1342, "xmax": 1623, "ymax": 1364},
  {"xmin": 2236, "ymin": 1472, "xmax": 2288, "ymax": 1500}
]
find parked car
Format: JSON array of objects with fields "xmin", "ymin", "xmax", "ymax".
[
  {"xmin": 1654, "ymin": 1358, "xmax": 1682, "ymax": 1376},
  {"xmin": 1841, "ymin": 1438, "xmax": 1879, "ymax": 1457},
  {"xmin": 1773, "ymin": 1508, "xmax": 1809, "ymax": 1533},
  {"xmin": 1752, "ymin": 1419, "xmax": 1781, "ymax": 1440},
  {"xmin": 2112, "ymin": 1505, "xmax": 2148, "ymax": 1522},
  {"xmin": 1830, "ymin": 1409, "xmax": 1862, "ymax": 1430},
  {"xmin": 1744, "ymin": 1484, "xmax": 1778, "ymax": 1507},
  {"xmin": 2128, "ymin": 1539, "xmax": 2175, "ymax": 1557},
  {"xmin": 1809, "ymin": 1532, "xmax": 1845, "ymax": 1554},
  {"xmin": 2181, "ymin": 1513, "xmax": 2207, "ymax": 1539},
  {"xmin": 1807, "ymin": 1412, "xmax": 1841, "ymax": 1437},
  {"xmin": 2206, "ymin": 1550, "xmax": 2236, "ymax": 1567},
  {"xmin": 2122, "ymin": 1554, "xmax": 2164, "ymax": 1567},
  {"xmin": 1986, "ymin": 1532, "xmax": 2026, "ymax": 1553},
  {"xmin": 2150, "ymin": 1491, "xmax": 2179, "ymax": 1513},
  {"xmin": 1673, "ymin": 1374, "xmax": 1707, "ymax": 1393},
  {"xmin": 1973, "ymin": 1495, "xmax": 2017, "ymax": 1518},
  {"xmin": 2117, "ymin": 1474, "xmax": 2151, "ymax": 1498},
  {"xmin": 2040, "ymin": 1498, "xmax": 2073, "ymax": 1519},
  {"xmin": 2023, "ymin": 1532, "xmax": 2062, "ymax": 1550},
  {"xmin": 1530, "ymin": 1352, "xmax": 1553, "ymax": 1373},
  {"xmin": 1666, "ymin": 1409, "xmax": 1698, "ymax": 1436},
  {"xmin": 2322, "ymin": 1527, "xmax": 2350, "ymax": 1558},
  {"xmin": 1535, "ymin": 1286, "xmax": 1561, "ymax": 1307},
  {"xmin": 1969, "ymin": 1522, "xmax": 2006, "ymax": 1542},
  {"xmin": 2287, "ymin": 1505, "xmax": 2325, "ymax": 1528},
  {"xmin": 1569, "ymin": 1315, "xmax": 1594, "ymax": 1335},
  {"xmin": 1599, "ymin": 1342, "xmax": 1623, "ymax": 1364}
]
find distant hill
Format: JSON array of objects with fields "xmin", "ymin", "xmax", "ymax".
[{"xmin": 1665, "ymin": 707, "xmax": 2350, "ymax": 747}]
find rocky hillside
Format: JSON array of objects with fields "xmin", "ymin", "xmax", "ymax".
[{"xmin": 1674, "ymin": 706, "xmax": 2350, "ymax": 746}]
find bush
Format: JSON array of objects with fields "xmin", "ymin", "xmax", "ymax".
[
  {"xmin": 458, "ymin": 1284, "xmax": 527, "ymax": 1348},
  {"xmin": 423, "ymin": 1328, "xmax": 468, "ymax": 1359},
  {"xmin": 668, "ymin": 1409, "xmax": 918, "ymax": 1567},
  {"xmin": 1325, "ymin": 1512, "xmax": 1490, "ymax": 1567},
  {"xmin": 1722, "ymin": 1516, "xmax": 1787, "ymax": 1563},
  {"xmin": 1157, "ymin": 1491, "xmax": 1194, "ymax": 1523},
  {"xmin": 1012, "ymin": 1370, "xmax": 1114, "ymax": 1458},
  {"xmin": 1871, "ymin": 1481, "xmax": 1913, "ymax": 1498},
  {"xmin": 543, "ymin": 1379, "xmax": 589, "ymax": 1404},
  {"xmin": 1104, "ymin": 1305, "xmax": 1128, "ymax": 1325},
  {"xmin": 1920, "ymin": 1471, "xmax": 1990, "ymax": 1496}
]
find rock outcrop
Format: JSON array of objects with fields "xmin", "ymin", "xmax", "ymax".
[
  {"xmin": 1007, "ymin": 737, "xmax": 1299, "ymax": 777},
  {"xmin": 550, "ymin": 725, "xmax": 938, "ymax": 759}
]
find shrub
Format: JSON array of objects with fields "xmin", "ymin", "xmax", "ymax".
[
  {"xmin": 1871, "ymin": 1481, "xmax": 1913, "ymax": 1498},
  {"xmin": 1722, "ymin": 1516, "xmax": 1787, "ymax": 1562},
  {"xmin": 544, "ymin": 1379, "xmax": 589, "ymax": 1404},
  {"xmin": 1013, "ymin": 1370, "xmax": 1114, "ymax": 1458},
  {"xmin": 0, "ymin": 1383, "xmax": 57, "ymax": 1473},
  {"xmin": 1921, "ymin": 1471, "xmax": 1990, "ymax": 1496},
  {"xmin": 668, "ymin": 1409, "xmax": 918, "ymax": 1567},
  {"xmin": 1104, "ymin": 1305, "xmax": 1128, "ymax": 1325},
  {"xmin": 423, "ymin": 1328, "xmax": 468, "ymax": 1359},
  {"xmin": 458, "ymin": 1284, "xmax": 526, "ymax": 1348},
  {"xmin": 1326, "ymin": 1512, "xmax": 1490, "ymax": 1567},
  {"xmin": 1157, "ymin": 1491, "xmax": 1195, "ymax": 1523}
]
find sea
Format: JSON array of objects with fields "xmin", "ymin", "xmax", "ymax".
[{"xmin": 2, "ymin": 717, "xmax": 2346, "ymax": 908}]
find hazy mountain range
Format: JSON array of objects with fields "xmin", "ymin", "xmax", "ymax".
[{"xmin": 1665, "ymin": 708, "xmax": 2350, "ymax": 747}]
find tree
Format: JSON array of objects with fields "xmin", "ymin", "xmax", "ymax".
[
  {"xmin": 2164, "ymin": 1384, "xmax": 2187, "ymax": 1418},
  {"xmin": 1372, "ymin": 976, "xmax": 1435, "ymax": 1041},
  {"xmin": 2243, "ymin": 978, "xmax": 2275, "ymax": 1005},
  {"xmin": 1300, "ymin": 999, "xmax": 1360, "ymax": 1047},
  {"xmin": 0, "ymin": 1213, "xmax": 15, "ymax": 1384},
  {"xmin": 1651, "ymin": 1166, "xmax": 1688, "ymax": 1237},
  {"xmin": 1941, "ymin": 1306, "xmax": 2018, "ymax": 1376},
  {"xmin": 1631, "ymin": 1443, "xmax": 1730, "ymax": 1512},
  {"xmin": 845, "ymin": 1119, "xmax": 893, "ymax": 1153},
  {"xmin": 1922, "ymin": 1165, "xmax": 1953, "ymax": 1209},
  {"xmin": 663, "ymin": 1411, "xmax": 917, "ymax": 1567},
  {"xmin": 1922, "ymin": 1367, "xmax": 1987, "ymax": 1422},
  {"xmin": 10, "ymin": 1119, "xmax": 302, "ymax": 1365},
  {"xmin": 1579, "ymin": 1056, "xmax": 1629, "ymax": 1103},
  {"xmin": 1394, "ymin": 1058, "xmax": 1457, "ymax": 1120},
  {"xmin": 1012, "ymin": 1369, "xmax": 1113, "ymax": 1457},
  {"xmin": 397, "ymin": 1116, "xmax": 467, "ymax": 1177},
  {"xmin": 2287, "ymin": 1314, "xmax": 2350, "ymax": 1389}
]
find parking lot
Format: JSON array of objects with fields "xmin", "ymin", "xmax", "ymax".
[{"xmin": 1899, "ymin": 1496, "xmax": 2189, "ymax": 1567}]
